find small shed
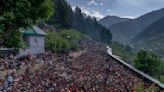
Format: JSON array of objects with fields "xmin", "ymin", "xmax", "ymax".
[{"xmin": 18, "ymin": 26, "xmax": 46, "ymax": 57}]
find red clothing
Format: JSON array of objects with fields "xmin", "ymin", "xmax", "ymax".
[
  {"xmin": 68, "ymin": 85, "xmax": 73, "ymax": 92},
  {"xmin": 68, "ymin": 85, "xmax": 78, "ymax": 92}
]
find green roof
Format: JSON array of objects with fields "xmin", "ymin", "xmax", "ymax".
[
  {"xmin": 20, "ymin": 26, "xmax": 46, "ymax": 36},
  {"xmin": 22, "ymin": 26, "xmax": 36, "ymax": 35},
  {"xmin": 0, "ymin": 25, "xmax": 46, "ymax": 36}
]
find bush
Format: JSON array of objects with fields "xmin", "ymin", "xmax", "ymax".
[
  {"xmin": 134, "ymin": 82, "xmax": 144, "ymax": 92},
  {"xmin": 45, "ymin": 32, "xmax": 70, "ymax": 53},
  {"xmin": 4, "ymin": 30, "xmax": 27, "ymax": 53},
  {"xmin": 60, "ymin": 29, "xmax": 85, "ymax": 41},
  {"xmin": 134, "ymin": 50, "xmax": 161, "ymax": 76},
  {"xmin": 110, "ymin": 41, "xmax": 135, "ymax": 64},
  {"xmin": 45, "ymin": 29, "xmax": 86, "ymax": 53},
  {"xmin": 134, "ymin": 82, "xmax": 159, "ymax": 92},
  {"xmin": 159, "ymin": 75, "xmax": 164, "ymax": 83},
  {"xmin": 159, "ymin": 59, "xmax": 164, "ymax": 75}
]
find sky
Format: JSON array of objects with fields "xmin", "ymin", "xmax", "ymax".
[{"xmin": 66, "ymin": 0, "xmax": 164, "ymax": 19}]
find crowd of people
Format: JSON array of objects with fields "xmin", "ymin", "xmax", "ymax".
[
  {"xmin": 0, "ymin": 51, "xmax": 55, "ymax": 91},
  {"xmin": 0, "ymin": 40, "xmax": 154, "ymax": 92}
]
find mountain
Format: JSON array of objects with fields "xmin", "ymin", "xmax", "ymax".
[
  {"xmin": 104, "ymin": 8, "xmax": 164, "ymax": 43},
  {"xmin": 99, "ymin": 16, "xmax": 130, "ymax": 28},
  {"xmin": 131, "ymin": 16, "xmax": 164, "ymax": 57}
]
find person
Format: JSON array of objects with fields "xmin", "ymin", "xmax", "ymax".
[
  {"xmin": 27, "ymin": 52, "xmax": 33, "ymax": 60},
  {"xmin": 4, "ymin": 80, "xmax": 8, "ymax": 89},
  {"xmin": 68, "ymin": 85, "xmax": 73, "ymax": 92},
  {"xmin": 6, "ymin": 73, "xmax": 13, "ymax": 87},
  {"xmin": 0, "ymin": 80, "xmax": 4, "ymax": 91},
  {"xmin": 69, "ymin": 84, "xmax": 79, "ymax": 92},
  {"xmin": 49, "ymin": 61, "xmax": 53, "ymax": 66},
  {"xmin": 9, "ymin": 54, "xmax": 14, "ymax": 60}
]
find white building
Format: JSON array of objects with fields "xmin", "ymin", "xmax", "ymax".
[{"xmin": 18, "ymin": 26, "xmax": 46, "ymax": 57}]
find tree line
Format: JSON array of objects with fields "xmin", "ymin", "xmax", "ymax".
[{"xmin": 47, "ymin": 0, "xmax": 112, "ymax": 43}]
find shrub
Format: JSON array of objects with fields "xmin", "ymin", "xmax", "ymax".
[
  {"xmin": 134, "ymin": 82, "xmax": 159, "ymax": 92},
  {"xmin": 45, "ymin": 29, "xmax": 86, "ymax": 53},
  {"xmin": 45, "ymin": 32, "xmax": 70, "ymax": 53},
  {"xmin": 134, "ymin": 50, "xmax": 161, "ymax": 76}
]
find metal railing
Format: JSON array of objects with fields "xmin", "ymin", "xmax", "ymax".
[{"xmin": 106, "ymin": 46, "xmax": 164, "ymax": 89}]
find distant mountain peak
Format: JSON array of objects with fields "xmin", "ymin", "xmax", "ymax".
[
  {"xmin": 100, "ymin": 8, "xmax": 164, "ymax": 44},
  {"xmin": 99, "ymin": 15, "xmax": 130, "ymax": 28},
  {"xmin": 103, "ymin": 15, "xmax": 129, "ymax": 19},
  {"xmin": 131, "ymin": 16, "xmax": 164, "ymax": 57}
]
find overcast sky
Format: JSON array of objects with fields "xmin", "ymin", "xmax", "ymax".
[{"xmin": 66, "ymin": 0, "xmax": 164, "ymax": 19}]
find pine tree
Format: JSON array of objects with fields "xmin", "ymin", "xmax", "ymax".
[
  {"xmin": 48, "ymin": 0, "xmax": 73, "ymax": 28},
  {"xmin": 47, "ymin": 0, "xmax": 112, "ymax": 43}
]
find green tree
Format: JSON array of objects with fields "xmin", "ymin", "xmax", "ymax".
[
  {"xmin": 134, "ymin": 50, "xmax": 161, "ymax": 76},
  {"xmin": 45, "ymin": 29, "xmax": 86, "ymax": 53},
  {"xmin": 4, "ymin": 30, "xmax": 27, "ymax": 53},
  {"xmin": 47, "ymin": 1, "xmax": 112, "ymax": 43},
  {"xmin": 0, "ymin": 0, "xmax": 54, "ymax": 47},
  {"xmin": 72, "ymin": 6, "xmax": 112, "ymax": 43},
  {"xmin": 47, "ymin": 0, "xmax": 73, "ymax": 28},
  {"xmin": 110, "ymin": 41, "xmax": 135, "ymax": 64},
  {"xmin": 60, "ymin": 29, "xmax": 86, "ymax": 50},
  {"xmin": 45, "ymin": 32, "xmax": 70, "ymax": 53}
]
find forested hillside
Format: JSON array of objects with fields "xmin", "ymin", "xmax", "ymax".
[
  {"xmin": 47, "ymin": 0, "xmax": 112, "ymax": 43},
  {"xmin": 131, "ymin": 16, "xmax": 164, "ymax": 57}
]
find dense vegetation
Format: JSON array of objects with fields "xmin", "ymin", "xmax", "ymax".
[
  {"xmin": 45, "ymin": 29, "xmax": 86, "ymax": 53},
  {"xmin": 47, "ymin": 0, "xmax": 112, "ymax": 43},
  {"xmin": 4, "ymin": 31, "xmax": 26, "ymax": 53},
  {"xmin": 134, "ymin": 50, "xmax": 161, "ymax": 76},
  {"xmin": 159, "ymin": 60, "xmax": 164, "ymax": 83},
  {"xmin": 110, "ymin": 41, "xmax": 135, "ymax": 63},
  {"xmin": 0, "ymin": 0, "xmax": 54, "ymax": 49},
  {"xmin": 111, "ymin": 42, "xmax": 164, "ymax": 83},
  {"xmin": 47, "ymin": 0, "xmax": 72, "ymax": 28},
  {"xmin": 72, "ymin": 7, "xmax": 112, "ymax": 43},
  {"xmin": 134, "ymin": 82, "xmax": 159, "ymax": 92}
]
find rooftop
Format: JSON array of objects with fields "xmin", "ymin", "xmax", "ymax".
[{"xmin": 21, "ymin": 26, "xmax": 46, "ymax": 36}]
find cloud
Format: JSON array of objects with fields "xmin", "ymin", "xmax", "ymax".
[
  {"xmin": 81, "ymin": 7, "xmax": 104, "ymax": 19},
  {"xmin": 119, "ymin": 0, "xmax": 144, "ymax": 6},
  {"xmin": 107, "ymin": 9, "xmax": 111, "ymax": 12},
  {"xmin": 67, "ymin": 0, "xmax": 164, "ymax": 19},
  {"xmin": 117, "ymin": 0, "xmax": 164, "ymax": 7},
  {"xmin": 100, "ymin": 3, "xmax": 104, "ymax": 6},
  {"xmin": 71, "ymin": 6, "xmax": 76, "ymax": 11},
  {"xmin": 121, "ymin": 16, "xmax": 135, "ymax": 19},
  {"xmin": 87, "ymin": 0, "xmax": 104, "ymax": 6},
  {"xmin": 87, "ymin": 0, "xmax": 98, "ymax": 6}
]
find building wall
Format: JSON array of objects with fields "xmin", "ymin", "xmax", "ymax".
[
  {"xmin": 18, "ymin": 36, "xmax": 45, "ymax": 57},
  {"xmin": 28, "ymin": 36, "xmax": 45, "ymax": 47}
]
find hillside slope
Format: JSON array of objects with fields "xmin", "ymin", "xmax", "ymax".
[
  {"xmin": 47, "ymin": 0, "xmax": 112, "ymax": 43},
  {"xmin": 108, "ymin": 8, "xmax": 164, "ymax": 43},
  {"xmin": 99, "ymin": 16, "xmax": 130, "ymax": 28},
  {"xmin": 131, "ymin": 16, "xmax": 164, "ymax": 57}
]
